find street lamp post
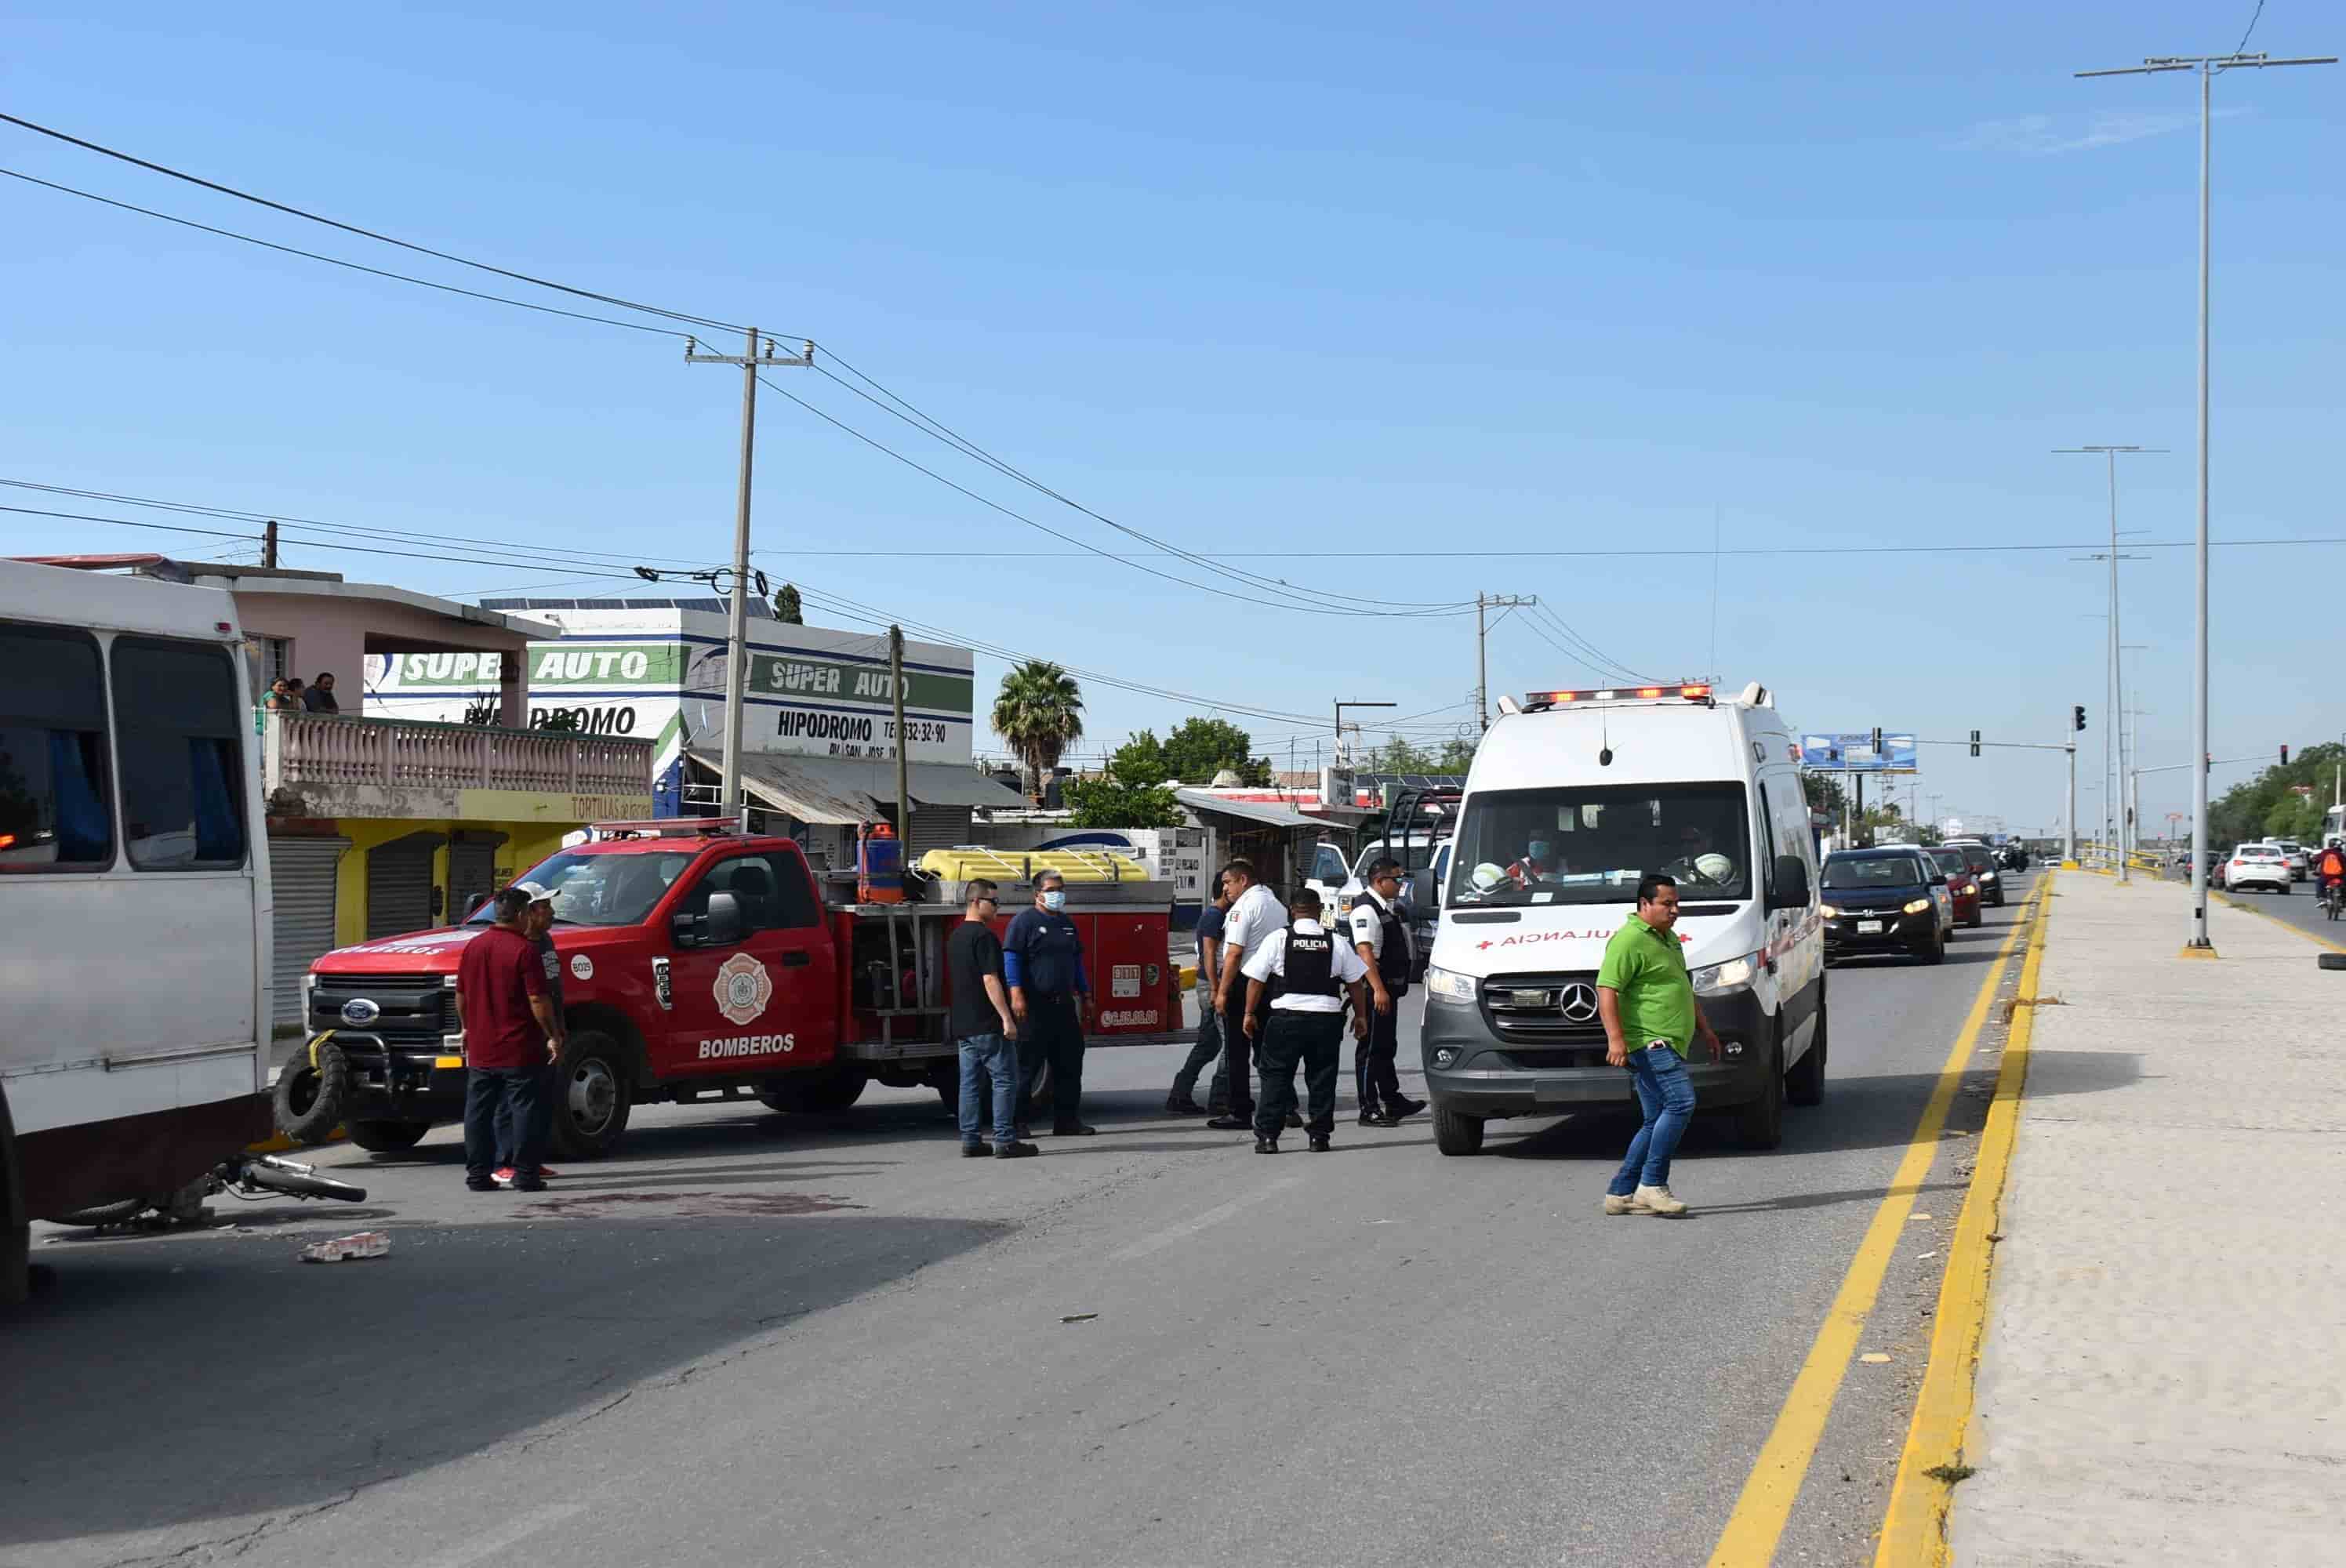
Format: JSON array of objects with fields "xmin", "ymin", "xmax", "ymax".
[
  {"xmin": 2079, "ymin": 48, "xmax": 2335, "ymax": 946},
  {"xmin": 2057, "ymin": 447, "xmax": 2160, "ymax": 883}
]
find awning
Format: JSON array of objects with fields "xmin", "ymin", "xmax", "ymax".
[
  {"xmin": 695, "ymin": 750, "xmax": 883, "ymax": 826},
  {"xmin": 691, "ymin": 751, "xmax": 1029, "ymax": 822},
  {"xmin": 1175, "ymin": 789, "xmax": 1329, "ymax": 831},
  {"xmin": 906, "ymin": 765, "xmax": 1029, "ymax": 810}
]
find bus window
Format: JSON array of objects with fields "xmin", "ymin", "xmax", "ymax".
[{"xmin": 0, "ymin": 622, "xmax": 113, "ymax": 871}]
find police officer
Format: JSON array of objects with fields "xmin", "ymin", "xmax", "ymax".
[
  {"xmin": 1240, "ymin": 887, "xmax": 1369, "ymax": 1152},
  {"xmin": 1346, "ymin": 857, "xmax": 1426, "ymax": 1127},
  {"xmin": 1004, "ymin": 870, "xmax": 1096, "ymax": 1137}
]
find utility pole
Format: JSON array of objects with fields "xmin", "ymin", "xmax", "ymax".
[
  {"xmin": 1474, "ymin": 593, "xmax": 1537, "ymax": 731},
  {"xmin": 686, "ymin": 328, "xmax": 815, "ymax": 832},
  {"xmin": 261, "ymin": 519, "xmax": 278, "ymax": 569},
  {"xmin": 2079, "ymin": 48, "xmax": 2334, "ymax": 946},
  {"xmin": 1335, "ymin": 701, "xmax": 1396, "ymax": 779},
  {"xmin": 2057, "ymin": 445, "xmax": 2159, "ymax": 882},
  {"xmin": 889, "ymin": 625, "xmax": 911, "ymax": 849}
]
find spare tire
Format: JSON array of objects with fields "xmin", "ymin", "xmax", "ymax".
[{"xmin": 274, "ymin": 1043, "xmax": 347, "ymax": 1145}]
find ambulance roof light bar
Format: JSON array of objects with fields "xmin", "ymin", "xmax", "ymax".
[{"xmin": 1520, "ymin": 683, "xmax": 1713, "ymax": 710}]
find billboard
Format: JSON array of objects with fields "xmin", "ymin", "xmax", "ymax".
[{"xmin": 1800, "ymin": 730, "xmax": 1918, "ymax": 773}]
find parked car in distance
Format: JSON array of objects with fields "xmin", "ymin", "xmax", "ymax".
[
  {"xmin": 1929, "ymin": 848, "xmax": 1984, "ymax": 928},
  {"xmin": 1942, "ymin": 839, "xmax": 2005, "ymax": 908},
  {"xmin": 1821, "ymin": 847, "xmax": 1949, "ymax": 964},
  {"xmin": 2223, "ymin": 843, "xmax": 2291, "ymax": 895}
]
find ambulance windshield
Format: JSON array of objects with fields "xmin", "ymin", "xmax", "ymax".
[{"xmin": 1445, "ymin": 782, "xmax": 1751, "ymax": 907}]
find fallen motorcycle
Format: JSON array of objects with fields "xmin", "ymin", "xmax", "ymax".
[{"xmin": 53, "ymin": 1154, "xmax": 368, "ymax": 1230}]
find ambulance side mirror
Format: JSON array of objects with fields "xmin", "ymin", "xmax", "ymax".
[
  {"xmin": 1407, "ymin": 868, "xmax": 1438, "ymax": 910},
  {"xmin": 1770, "ymin": 855, "xmax": 1811, "ymax": 911}
]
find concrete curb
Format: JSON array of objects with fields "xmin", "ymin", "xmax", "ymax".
[{"xmin": 1872, "ymin": 867, "xmax": 2054, "ymax": 1563}]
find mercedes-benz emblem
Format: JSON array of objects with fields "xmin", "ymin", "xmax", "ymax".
[
  {"xmin": 1558, "ymin": 983, "xmax": 1599, "ymax": 1024},
  {"xmin": 340, "ymin": 996, "xmax": 381, "ymax": 1027}
]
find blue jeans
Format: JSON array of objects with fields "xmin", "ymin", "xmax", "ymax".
[
  {"xmin": 957, "ymin": 1032, "xmax": 1019, "ymax": 1147},
  {"xmin": 1607, "ymin": 1044, "xmax": 1697, "ymax": 1195},
  {"xmin": 464, "ymin": 1067, "xmax": 542, "ymax": 1183}
]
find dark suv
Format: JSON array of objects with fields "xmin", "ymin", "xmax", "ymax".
[{"xmin": 1821, "ymin": 847, "xmax": 1948, "ymax": 965}]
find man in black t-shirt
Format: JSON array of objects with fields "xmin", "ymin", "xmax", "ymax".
[
  {"xmin": 1165, "ymin": 883, "xmax": 1230, "ymax": 1115},
  {"xmin": 946, "ymin": 878, "xmax": 1035, "ymax": 1159}
]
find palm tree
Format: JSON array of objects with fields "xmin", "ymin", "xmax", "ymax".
[{"xmin": 991, "ymin": 661, "xmax": 1085, "ymax": 798}]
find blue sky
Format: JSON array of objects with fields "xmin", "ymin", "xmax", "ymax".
[{"xmin": 4, "ymin": 1, "xmax": 2339, "ymax": 837}]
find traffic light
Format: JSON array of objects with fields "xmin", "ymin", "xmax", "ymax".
[
  {"xmin": 1871, "ymin": 726, "xmax": 1883, "ymax": 753},
  {"xmin": 2074, "ymin": 705, "xmax": 2087, "ymax": 731},
  {"xmin": 2282, "ymin": 744, "xmax": 2290, "ymax": 765},
  {"xmin": 1970, "ymin": 729, "xmax": 1981, "ymax": 757}
]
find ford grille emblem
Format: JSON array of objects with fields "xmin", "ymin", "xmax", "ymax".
[
  {"xmin": 340, "ymin": 996, "xmax": 381, "ymax": 1027},
  {"xmin": 1559, "ymin": 983, "xmax": 1600, "ymax": 1024}
]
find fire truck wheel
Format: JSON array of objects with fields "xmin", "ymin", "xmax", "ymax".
[
  {"xmin": 274, "ymin": 1043, "xmax": 347, "ymax": 1145},
  {"xmin": 346, "ymin": 1120, "xmax": 431, "ymax": 1153},
  {"xmin": 547, "ymin": 1032, "xmax": 634, "ymax": 1160}
]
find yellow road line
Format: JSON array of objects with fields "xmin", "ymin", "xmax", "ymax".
[
  {"xmin": 2210, "ymin": 887, "xmax": 2346, "ymax": 956},
  {"xmin": 1705, "ymin": 880, "xmax": 2043, "ymax": 1568},
  {"xmin": 1872, "ymin": 864, "xmax": 2055, "ymax": 1563}
]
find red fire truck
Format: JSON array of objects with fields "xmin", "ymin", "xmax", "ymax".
[{"xmin": 278, "ymin": 821, "xmax": 1186, "ymax": 1158}]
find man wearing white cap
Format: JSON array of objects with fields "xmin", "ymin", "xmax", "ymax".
[{"xmin": 494, "ymin": 880, "xmax": 568, "ymax": 1186}]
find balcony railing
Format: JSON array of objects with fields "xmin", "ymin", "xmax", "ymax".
[{"xmin": 262, "ymin": 710, "xmax": 653, "ymax": 808}]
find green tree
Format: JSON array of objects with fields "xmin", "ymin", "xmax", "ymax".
[
  {"xmin": 1436, "ymin": 736, "xmax": 1478, "ymax": 775},
  {"xmin": 1378, "ymin": 734, "xmax": 1436, "ymax": 774},
  {"xmin": 1108, "ymin": 730, "xmax": 1169, "ymax": 786},
  {"xmin": 2264, "ymin": 791, "xmax": 2322, "ymax": 844},
  {"xmin": 1160, "ymin": 717, "xmax": 1270, "ymax": 786},
  {"xmin": 774, "ymin": 582, "xmax": 804, "ymax": 625},
  {"xmin": 2209, "ymin": 742, "xmax": 2344, "ymax": 848},
  {"xmin": 990, "ymin": 661, "xmax": 1085, "ymax": 797},
  {"xmin": 1079, "ymin": 730, "xmax": 1191, "ymax": 827}
]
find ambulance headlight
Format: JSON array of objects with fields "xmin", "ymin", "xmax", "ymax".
[
  {"xmin": 1424, "ymin": 965, "xmax": 1476, "ymax": 1003},
  {"xmin": 1690, "ymin": 953, "xmax": 1758, "ymax": 997}
]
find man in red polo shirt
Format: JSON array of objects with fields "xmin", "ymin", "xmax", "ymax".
[{"xmin": 455, "ymin": 886, "xmax": 558, "ymax": 1192}]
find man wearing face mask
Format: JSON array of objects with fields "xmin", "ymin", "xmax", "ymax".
[
  {"xmin": 1004, "ymin": 870, "xmax": 1096, "ymax": 1137},
  {"xmin": 1506, "ymin": 837, "xmax": 1563, "ymax": 887}
]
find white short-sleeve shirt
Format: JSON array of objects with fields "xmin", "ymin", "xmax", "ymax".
[
  {"xmin": 1241, "ymin": 918, "xmax": 1368, "ymax": 1013},
  {"xmin": 1220, "ymin": 883, "xmax": 1286, "ymax": 982}
]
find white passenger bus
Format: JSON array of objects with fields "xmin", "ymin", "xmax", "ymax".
[{"xmin": 0, "ymin": 559, "xmax": 272, "ymax": 1302}]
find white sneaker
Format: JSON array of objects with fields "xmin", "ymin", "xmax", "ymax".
[
  {"xmin": 1602, "ymin": 1192, "xmax": 1650, "ymax": 1216},
  {"xmin": 1633, "ymin": 1184, "xmax": 1689, "ymax": 1217}
]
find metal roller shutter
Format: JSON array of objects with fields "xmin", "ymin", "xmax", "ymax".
[
  {"xmin": 269, "ymin": 835, "xmax": 349, "ymax": 1027},
  {"xmin": 366, "ymin": 835, "xmax": 442, "ymax": 940},
  {"xmin": 447, "ymin": 835, "xmax": 504, "ymax": 924},
  {"xmin": 905, "ymin": 806, "xmax": 971, "ymax": 860}
]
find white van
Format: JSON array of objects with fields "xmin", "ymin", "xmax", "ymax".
[
  {"xmin": 1418, "ymin": 682, "xmax": 1825, "ymax": 1155},
  {"xmin": 0, "ymin": 560, "xmax": 272, "ymax": 1301}
]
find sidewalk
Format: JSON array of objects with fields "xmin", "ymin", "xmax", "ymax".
[{"xmin": 1949, "ymin": 872, "xmax": 2346, "ymax": 1565}]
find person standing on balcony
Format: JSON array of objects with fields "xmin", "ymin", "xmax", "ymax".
[
  {"xmin": 264, "ymin": 677, "xmax": 296, "ymax": 712},
  {"xmin": 302, "ymin": 671, "xmax": 340, "ymax": 713}
]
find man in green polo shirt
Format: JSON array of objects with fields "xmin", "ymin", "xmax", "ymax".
[{"xmin": 1596, "ymin": 873, "xmax": 1723, "ymax": 1218}]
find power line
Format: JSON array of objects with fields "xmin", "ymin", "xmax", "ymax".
[
  {"xmin": 0, "ymin": 168, "xmax": 699, "ymax": 340},
  {"xmin": 0, "ymin": 111, "xmax": 756, "ymax": 336},
  {"xmin": 2235, "ymin": 0, "xmax": 2267, "ymax": 56},
  {"xmin": 806, "ymin": 350, "xmax": 1470, "ymax": 614},
  {"xmin": 0, "ymin": 496, "xmax": 1335, "ymax": 727},
  {"xmin": 1526, "ymin": 601, "xmax": 1653, "ymax": 684},
  {"xmin": 757, "ymin": 374, "xmax": 1469, "ymax": 620}
]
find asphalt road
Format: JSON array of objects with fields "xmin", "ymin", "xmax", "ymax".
[
  {"xmin": 3, "ymin": 878, "xmax": 2047, "ymax": 1568},
  {"xmin": 2210, "ymin": 869, "xmax": 2346, "ymax": 947}
]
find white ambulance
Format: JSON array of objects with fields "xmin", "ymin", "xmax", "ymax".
[{"xmin": 1418, "ymin": 682, "xmax": 1825, "ymax": 1155}]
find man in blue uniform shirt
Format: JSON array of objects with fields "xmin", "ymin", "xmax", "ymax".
[{"xmin": 1004, "ymin": 870, "xmax": 1096, "ymax": 1137}]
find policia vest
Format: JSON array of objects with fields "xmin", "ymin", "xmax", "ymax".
[
  {"xmin": 1268, "ymin": 920, "xmax": 1341, "ymax": 1004},
  {"xmin": 1367, "ymin": 896, "xmax": 1411, "ymax": 993}
]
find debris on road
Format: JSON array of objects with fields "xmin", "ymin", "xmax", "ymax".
[
  {"xmin": 299, "ymin": 1231, "xmax": 390, "ymax": 1263},
  {"xmin": 1060, "ymin": 1313, "xmax": 1099, "ymax": 1323},
  {"xmin": 1859, "ymin": 1352, "xmax": 1893, "ymax": 1364}
]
